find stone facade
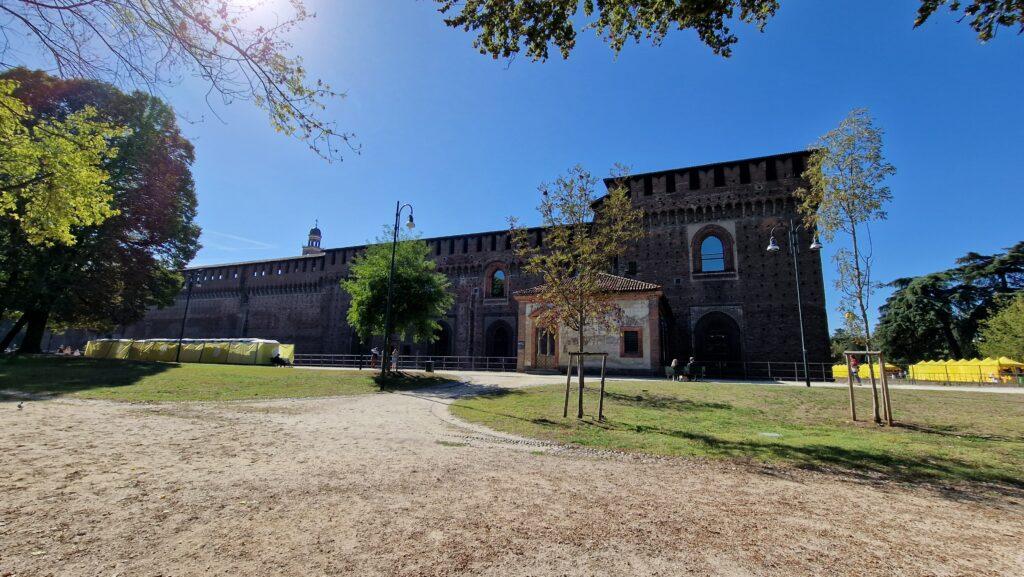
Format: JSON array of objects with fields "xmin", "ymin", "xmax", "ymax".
[
  {"xmin": 514, "ymin": 275, "xmax": 664, "ymax": 374},
  {"xmin": 122, "ymin": 151, "xmax": 831, "ymax": 371}
]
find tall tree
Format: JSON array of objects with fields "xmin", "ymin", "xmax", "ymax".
[
  {"xmin": 876, "ymin": 242, "xmax": 1024, "ymax": 363},
  {"xmin": 0, "ymin": 78, "xmax": 122, "ymax": 247},
  {"xmin": 436, "ymin": 1, "xmax": 1023, "ymax": 61},
  {"xmin": 510, "ymin": 165, "xmax": 643, "ymax": 418},
  {"xmin": 0, "ymin": 0, "xmax": 350, "ymax": 160},
  {"xmin": 796, "ymin": 108, "xmax": 894, "ymax": 422},
  {"xmin": 0, "ymin": 69, "xmax": 201, "ymax": 353},
  {"xmin": 977, "ymin": 294, "xmax": 1024, "ymax": 360},
  {"xmin": 341, "ymin": 233, "xmax": 454, "ymax": 356}
]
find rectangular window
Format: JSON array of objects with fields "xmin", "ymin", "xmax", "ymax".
[
  {"xmin": 621, "ymin": 329, "xmax": 642, "ymax": 357},
  {"xmin": 643, "ymin": 175, "xmax": 652, "ymax": 196},
  {"xmin": 331, "ymin": 252, "xmax": 336, "ymax": 266},
  {"xmin": 626, "ymin": 261, "xmax": 637, "ymax": 276},
  {"xmin": 739, "ymin": 163, "xmax": 751, "ymax": 184},
  {"xmin": 491, "ymin": 235, "xmax": 497, "ymax": 251},
  {"xmin": 342, "ymin": 250, "xmax": 347, "ymax": 264},
  {"xmin": 535, "ymin": 230, "xmax": 543, "ymax": 247},
  {"xmin": 476, "ymin": 236, "xmax": 482, "ymax": 252},
  {"xmin": 689, "ymin": 170, "xmax": 700, "ymax": 190},
  {"xmin": 505, "ymin": 234, "xmax": 512, "ymax": 250},
  {"xmin": 792, "ymin": 155, "xmax": 804, "ymax": 177},
  {"xmin": 713, "ymin": 166, "xmax": 725, "ymax": 187},
  {"xmin": 766, "ymin": 159, "xmax": 778, "ymax": 181},
  {"xmin": 665, "ymin": 173, "xmax": 676, "ymax": 193},
  {"xmin": 449, "ymin": 239, "xmax": 455, "ymax": 255},
  {"xmin": 462, "ymin": 237, "xmax": 468, "ymax": 253},
  {"xmin": 436, "ymin": 241, "xmax": 441, "ymax": 256}
]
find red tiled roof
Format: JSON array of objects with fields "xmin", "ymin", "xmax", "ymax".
[{"xmin": 514, "ymin": 273, "xmax": 661, "ymax": 296}]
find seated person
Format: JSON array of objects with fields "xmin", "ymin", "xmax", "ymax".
[{"xmin": 271, "ymin": 353, "xmax": 291, "ymax": 367}]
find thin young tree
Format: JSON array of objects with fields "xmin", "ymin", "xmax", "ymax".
[
  {"xmin": 796, "ymin": 108, "xmax": 895, "ymax": 422},
  {"xmin": 0, "ymin": 0, "xmax": 351, "ymax": 160},
  {"xmin": 510, "ymin": 165, "xmax": 643, "ymax": 418}
]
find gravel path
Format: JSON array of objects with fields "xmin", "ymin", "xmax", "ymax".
[{"xmin": 2, "ymin": 381, "xmax": 1022, "ymax": 576}]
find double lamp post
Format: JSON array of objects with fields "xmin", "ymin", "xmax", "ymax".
[{"xmin": 766, "ymin": 219, "xmax": 822, "ymax": 387}]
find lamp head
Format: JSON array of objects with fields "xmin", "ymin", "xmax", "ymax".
[
  {"xmin": 809, "ymin": 238, "xmax": 823, "ymax": 251},
  {"xmin": 766, "ymin": 236, "xmax": 781, "ymax": 253},
  {"xmin": 406, "ymin": 213, "xmax": 415, "ymax": 230}
]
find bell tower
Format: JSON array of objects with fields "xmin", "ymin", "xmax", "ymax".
[{"xmin": 303, "ymin": 220, "xmax": 324, "ymax": 255}]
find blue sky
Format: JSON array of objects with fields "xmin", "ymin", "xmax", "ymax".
[{"xmin": 32, "ymin": 1, "xmax": 1024, "ymax": 331}]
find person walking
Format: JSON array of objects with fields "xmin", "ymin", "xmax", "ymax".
[
  {"xmin": 849, "ymin": 355, "xmax": 862, "ymax": 385},
  {"xmin": 669, "ymin": 358, "xmax": 679, "ymax": 381},
  {"xmin": 370, "ymin": 346, "xmax": 380, "ymax": 369},
  {"xmin": 391, "ymin": 346, "xmax": 399, "ymax": 371}
]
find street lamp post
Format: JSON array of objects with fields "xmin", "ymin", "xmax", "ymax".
[
  {"xmin": 767, "ymin": 219, "xmax": 822, "ymax": 387},
  {"xmin": 175, "ymin": 273, "xmax": 201, "ymax": 363},
  {"xmin": 381, "ymin": 202, "xmax": 415, "ymax": 374}
]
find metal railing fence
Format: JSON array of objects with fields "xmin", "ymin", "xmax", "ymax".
[{"xmin": 294, "ymin": 353, "xmax": 517, "ymax": 372}]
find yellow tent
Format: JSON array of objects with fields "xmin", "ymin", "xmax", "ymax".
[
  {"xmin": 82, "ymin": 337, "xmax": 294, "ymax": 366},
  {"xmin": 85, "ymin": 340, "xmax": 113, "ymax": 359},
  {"xmin": 178, "ymin": 342, "xmax": 205, "ymax": 363},
  {"xmin": 227, "ymin": 341, "xmax": 258, "ymax": 365},
  {"xmin": 833, "ymin": 362, "xmax": 899, "ymax": 379},
  {"xmin": 149, "ymin": 340, "xmax": 179, "ymax": 363},
  {"xmin": 106, "ymin": 340, "xmax": 132, "ymax": 359},
  {"xmin": 254, "ymin": 340, "xmax": 294, "ymax": 365},
  {"xmin": 129, "ymin": 340, "xmax": 152, "ymax": 361},
  {"xmin": 199, "ymin": 341, "xmax": 229, "ymax": 364}
]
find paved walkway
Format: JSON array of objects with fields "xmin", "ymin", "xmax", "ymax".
[
  {"xmin": 3, "ymin": 382, "xmax": 1021, "ymax": 576},
  {"xmin": 300, "ymin": 366, "xmax": 1024, "ymax": 394}
]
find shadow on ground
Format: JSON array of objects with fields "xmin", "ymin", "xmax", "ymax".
[
  {"xmin": 373, "ymin": 371, "xmax": 456, "ymax": 391},
  {"xmin": 0, "ymin": 356, "xmax": 172, "ymax": 400},
  {"xmin": 452, "ymin": 387, "xmax": 1024, "ymax": 494}
]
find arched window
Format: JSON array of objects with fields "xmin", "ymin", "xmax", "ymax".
[
  {"xmin": 490, "ymin": 269, "xmax": 506, "ymax": 298},
  {"xmin": 700, "ymin": 236, "xmax": 726, "ymax": 272}
]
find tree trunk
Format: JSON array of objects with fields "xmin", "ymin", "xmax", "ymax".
[
  {"xmin": 849, "ymin": 223, "xmax": 880, "ymax": 424},
  {"xmin": 577, "ymin": 313, "xmax": 585, "ymax": 419},
  {"xmin": 16, "ymin": 308, "xmax": 49, "ymax": 354},
  {"xmin": 0, "ymin": 313, "xmax": 28, "ymax": 353}
]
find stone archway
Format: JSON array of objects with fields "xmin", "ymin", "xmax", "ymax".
[
  {"xmin": 693, "ymin": 312, "xmax": 742, "ymax": 363},
  {"xmin": 485, "ymin": 320, "xmax": 513, "ymax": 357}
]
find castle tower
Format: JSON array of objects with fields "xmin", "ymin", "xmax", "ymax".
[{"xmin": 302, "ymin": 220, "xmax": 324, "ymax": 255}]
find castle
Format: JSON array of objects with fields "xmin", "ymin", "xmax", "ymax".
[{"xmin": 122, "ymin": 151, "xmax": 831, "ymax": 372}]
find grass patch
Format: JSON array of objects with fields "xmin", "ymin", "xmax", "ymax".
[
  {"xmin": 451, "ymin": 380, "xmax": 1024, "ymax": 486},
  {"xmin": 0, "ymin": 356, "xmax": 449, "ymax": 402}
]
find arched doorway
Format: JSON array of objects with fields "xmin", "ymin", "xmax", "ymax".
[
  {"xmin": 485, "ymin": 320, "xmax": 513, "ymax": 357},
  {"xmin": 431, "ymin": 321, "xmax": 452, "ymax": 356},
  {"xmin": 693, "ymin": 312, "xmax": 742, "ymax": 370}
]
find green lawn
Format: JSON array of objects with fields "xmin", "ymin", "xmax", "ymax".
[
  {"xmin": 0, "ymin": 356, "xmax": 448, "ymax": 402},
  {"xmin": 452, "ymin": 380, "xmax": 1024, "ymax": 486}
]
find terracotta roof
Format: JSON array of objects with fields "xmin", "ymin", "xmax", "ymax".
[{"xmin": 514, "ymin": 273, "xmax": 661, "ymax": 296}]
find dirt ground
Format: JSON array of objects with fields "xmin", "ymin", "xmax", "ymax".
[{"xmin": 2, "ymin": 380, "xmax": 1023, "ymax": 577}]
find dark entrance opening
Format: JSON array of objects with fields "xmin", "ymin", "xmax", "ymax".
[
  {"xmin": 485, "ymin": 320, "xmax": 513, "ymax": 357},
  {"xmin": 431, "ymin": 322, "xmax": 452, "ymax": 356},
  {"xmin": 693, "ymin": 312, "xmax": 742, "ymax": 377}
]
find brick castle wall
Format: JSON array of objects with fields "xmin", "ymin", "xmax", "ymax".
[{"xmin": 122, "ymin": 151, "xmax": 831, "ymax": 366}]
